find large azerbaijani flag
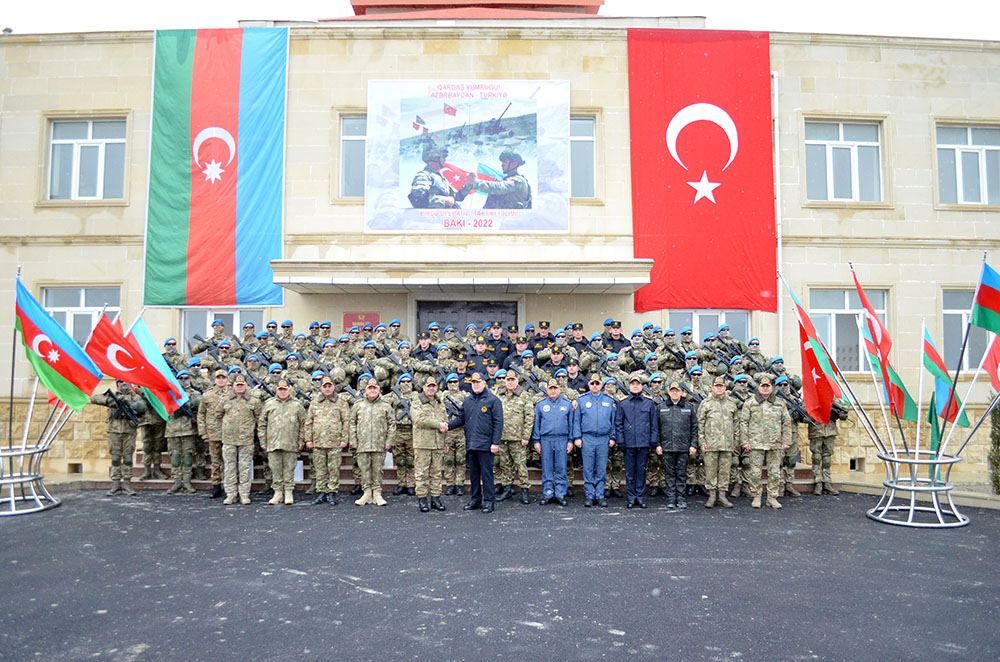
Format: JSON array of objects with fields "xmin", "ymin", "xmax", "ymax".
[{"xmin": 144, "ymin": 28, "xmax": 288, "ymax": 307}]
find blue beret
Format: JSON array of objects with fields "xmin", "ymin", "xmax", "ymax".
[
  {"xmin": 643, "ymin": 322, "xmax": 654, "ymax": 330},
  {"xmin": 246, "ymin": 354, "xmax": 261, "ymax": 362},
  {"xmin": 521, "ymin": 350, "xmax": 534, "ymax": 358},
  {"xmin": 664, "ymin": 328, "xmax": 674, "ymax": 334},
  {"xmin": 446, "ymin": 373, "xmax": 459, "ymax": 382},
  {"xmin": 770, "ymin": 355, "xmax": 784, "ymax": 364},
  {"xmin": 680, "ymin": 325, "xmax": 692, "ymax": 334},
  {"xmin": 684, "ymin": 350, "xmax": 698, "ymax": 359},
  {"xmin": 631, "ymin": 329, "xmax": 642, "ymax": 337},
  {"xmin": 775, "ymin": 375, "xmax": 789, "ymax": 385},
  {"xmin": 322, "ymin": 340, "xmax": 335, "ymax": 348},
  {"xmin": 649, "ymin": 372, "xmax": 664, "ymax": 382},
  {"xmin": 397, "ymin": 341, "xmax": 411, "ymax": 349},
  {"xmin": 218, "ymin": 340, "xmax": 231, "ymax": 348},
  {"xmin": 164, "ymin": 337, "xmax": 176, "ymax": 346},
  {"xmin": 269, "ymin": 363, "xmax": 282, "ymax": 372},
  {"xmin": 311, "ymin": 370, "xmax": 325, "ymax": 379},
  {"xmin": 590, "ymin": 333, "xmax": 603, "ymax": 341},
  {"xmin": 256, "ymin": 331, "xmax": 268, "ymax": 339},
  {"xmin": 734, "ymin": 374, "xmax": 749, "ymax": 383},
  {"xmin": 281, "ymin": 320, "xmax": 293, "ymax": 327},
  {"xmin": 436, "ymin": 343, "xmax": 449, "ymax": 351},
  {"xmin": 605, "ymin": 353, "xmax": 619, "ymax": 361},
  {"xmin": 703, "ymin": 333, "xmax": 715, "ymax": 342},
  {"xmin": 525, "ymin": 323, "xmax": 535, "ymax": 331},
  {"xmin": 338, "ymin": 334, "xmax": 349, "ymax": 342},
  {"xmin": 320, "ymin": 320, "xmax": 332, "ymax": 327},
  {"xmin": 427, "ymin": 322, "xmax": 440, "ymax": 330},
  {"xmin": 688, "ymin": 366, "xmax": 703, "ymax": 375},
  {"xmin": 398, "ymin": 373, "xmax": 412, "ymax": 383},
  {"xmin": 176, "ymin": 369, "xmax": 190, "ymax": 377},
  {"xmin": 349, "ymin": 326, "xmax": 359, "ymax": 333},
  {"xmin": 294, "ymin": 333, "xmax": 305, "ymax": 339},
  {"xmin": 653, "ymin": 326, "xmax": 662, "ymax": 332},
  {"xmin": 749, "ymin": 337, "xmax": 759, "ymax": 343},
  {"xmin": 286, "ymin": 352, "xmax": 299, "ymax": 359},
  {"xmin": 554, "ymin": 368, "xmax": 568, "ymax": 377},
  {"xmin": 227, "ymin": 366, "xmax": 241, "ymax": 374},
  {"xmin": 718, "ymin": 324, "xmax": 730, "ymax": 332},
  {"xmin": 363, "ymin": 341, "xmax": 375, "ymax": 349},
  {"xmin": 389, "ymin": 319, "xmax": 400, "ymax": 326},
  {"xmin": 602, "ymin": 377, "xmax": 615, "ymax": 387},
  {"xmin": 212, "ymin": 319, "xmax": 224, "ymax": 326},
  {"xmin": 374, "ymin": 323, "xmax": 386, "ymax": 331},
  {"xmin": 495, "ymin": 369, "xmax": 508, "ymax": 379},
  {"xmin": 267, "ymin": 320, "xmax": 277, "ymax": 326},
  {"xmin": 645, "ymin": 352, "xmax": 657, "ymax": 362},
  {"xmin": 308, "ymin": 321, "xmax": 319, "ymax": 329},
  {"xmin": 729, "ymin": 356, "xmax": 743, "ymax": 366},
  {"xmin": 187, "ymin": 357, "xmax": 201, "ymax": 366},
  {"xmin": 603, "ymin": 318, "xmax": 614, "ymax": 326}
]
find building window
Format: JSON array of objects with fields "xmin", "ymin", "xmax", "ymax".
[
  {"xmin": 42, "ymin": 286, "xmax": 121, "ymax": 346},
  {"xmin": 181, "ymin": 309, "xmax": 264, "ymax": 349},
  {"xmin": 804, "ymin": 121, "xmax": 882, "ymax": 202},
  {"xmin": 936, "ymin": 125, "xmax": 1000, "ymax": 205},
  {"xmin": 48, "ymin": 119, "xmax": 126, "ymax": 200},
  {"xmin": 570, "ymin": 115, "xmax": 596, "ymax": 198},
  {"xmin": 668, "ymin": 310, "xmax": 751, "ymax": 346},
  {"xmin": 340, "ymin": 116, "xmax": 366, "ymax": 198},
  {"xmin": 809, "ymin": 288, "xmax": 887, "ymax": 372},
  {"xmin": 943, "ymin": 290, "xmax": 989, "ymax": 370}
]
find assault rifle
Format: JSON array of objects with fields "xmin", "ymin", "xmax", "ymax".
[
  {"xmin": 341, "ymin": 384, "xmax": 364, "ymax": 404},
  {"xmin": 509, "ymin": 365, "xmax": 546, "ymax": 396},
  {"xmin": 776, "ymin": 391, "xmax": 814, "ymax": 425},
  {"xmin": 391, "ymin": 386, "xmax": 412, "ymax": 423},
  {"xmin": 678, "ymin": 381, "xmax": 705, "ymax": 405},
  {"xmin": 243, "ymin": 370, "xmax": 275, "ymax": 399},
  {"xmin": 176, "ymin": 401, "xmax": 197, "ymax": 420},
  {"xmin": 104, "ymin": 389, "xmax": 140, "ymax": 426},
  {"xmin": 728, "ymin": 390, "xmax": 748, "ymax": 407},
  {"xmin": 192, "ymin": 334, "xmax": 221, "ymax": 362},
  {"xmin": 443, "ymin": 394, "xmax": 463, "ymax": 419},
  {"xmin": 660, "ymin": 343, "xmax": 687, "ymax": 366}
]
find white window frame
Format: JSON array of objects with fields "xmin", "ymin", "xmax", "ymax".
[
  {"xmin": 570, "ymin": 114, "xmax": 597, "ymax": 199},
  {"xmin": 339, "ymin": 114, "xmax": 367, "ymax": 199},
  {"xmin": 181, "ymin": 309, "xmax": 265, "ymax": 346},
  {"xmin": 42, "ymin": 286, "xmax": 121, "ymax": 346},
  {"xmin": 809, "ymin": 288, "xmax": 887, "ymax": 373},
  {"xmin": 804, "ymin": 120, "xmax": 883, "ymax": 202},
  {"xmin": 942, "ymin": 289, "xmax": 989, "ymax": 370},
  {"xmin": 936, "ymin": 125, "xmax": 1000, "ymax": 206},
  {"xmin": 668, "ymin": 310, "xmax": 752, "ymax": 344},
  {"xmin": 47, "ymin": 118, "xmax": 126, "ymax": 201}
]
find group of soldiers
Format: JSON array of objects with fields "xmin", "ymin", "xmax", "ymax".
[{"xmin": 89, "ymin": 316, "xmax": 849, "ymax": 510}]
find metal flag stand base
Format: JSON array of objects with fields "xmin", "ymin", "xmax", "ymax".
[
  {"xmin": 866, "ymin": 449, "xmax": 969, "ymax": 528},
  {"xmin": 0, "ymin": 444, "xmax": 62, "ymax": 516}
]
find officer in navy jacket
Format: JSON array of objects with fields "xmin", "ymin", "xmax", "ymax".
[
  {"xmin": 614, "ymin": 372, "xmax": 659, "ymax": 508},
  {"xmin": 448, "ymin": 372, "xmax": 504, "ymax": 513}
]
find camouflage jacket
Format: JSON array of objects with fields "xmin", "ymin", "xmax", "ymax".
[
  {"xmin": 496, "ymin": 387, "xmax": 535, "ymax": 441},
  {"xmin": 697, "ymin": 393, "xmax": 739, "ymax": 452},
  {"xmin": 350, "ymin": 396, "xmax": 397, "ymax": 453},
  {"xmin": 166, "ymin": 388, "xmax": 202, "ymax": 438},
  {"xmin": 221, "ymin": 392, "xmax": 261, "ymax": 447},
  {"xmin": 304, "ymin": 393, "xmax": 350, "ymax": 449},
  {"xmin": 411, "ymin": 393, "xmax": 447, "ymax": 450},
  {"xmin": 90, "ymin": 390, "xmax": 147, "ymax": 434},
  {"xmin": 441, "ymin": 388, "xmax": 468, "ymax": 444},
  {"xmin": 738, "ymin": 394, "xmax": 792, "ymax": 451},
  {"xmin": 197, "ymin": 385, "xmax": 230, "ymax": 441},
  {"xmin": 258, "ymin": 396, "xmax": 306, "ymax": 452}
]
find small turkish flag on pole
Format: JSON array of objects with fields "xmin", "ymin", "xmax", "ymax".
[
  {"xmin": 85, "ymin": 314, "xmax": 180, "ymax": 397},
  {"xmin": 443, "ymin": 103, "xmax": 457, "ymax": 116}
]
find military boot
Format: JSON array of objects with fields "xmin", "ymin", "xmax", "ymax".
[
  {"xmin": 121, "ymin": 479, "xmax": 136, "ymax": 496},
  {"xmin": 268, "ymin": 489, "xmax": 284, "ymax": 505},
  {"xmin": 106, "ymin": 480, "xmax": 123, "ymax": 496},
  {"xmin": 181, "ymin": 468, "xmax": 196, "ymax": 494},
  {"xmin": 824, "ymin": 482, "xmax": 840, "ymax": 495},
  {"xmin": 520, "ymin": 488, "xmax": 531, "ymax": 505},
  {"xmin": 496, "ymin": 485, "xmax": 513, "ymax": 502},
  {"xmin": 418, "ymin": 497, "xmax": 430, "ymax": 513},
  {"xmin": 704, "ymin": 491, "xmax": 716, "ymax": 508},
  {"xmin": 166, "ymin": 470, "xmax": 183, "ymax": 494},
  {"xmin": 239, "ymin": 492, "xmax": 252, "ymax": 505},
  {"xmin": 351, "ymin": 485, "xmax": 364, "ymax": 496},
  {"xmin": 372, "ymin": 489, "xmax": 387, "ymax": 506},
  {"xmin": 767, "ymin": 495, "xmax": 782, "ymax": 509},
  {"xmin": 312, "ymin": 493, "xmax": 328, "ymax": 505},
  {"xmin": 813, "ymin": 482, "xmax": 824, "ymax": 495},
  {"xmin": 208, "ymin": 484, "xmax": 223, "ymax": 499},
  {"xmin": 730, "ymin": 483, "xmax": 742, "ymax": 499},
  {"xmin": 777, "ymin": 483, "xmax": 786, "ymax": 497},
  {"xmin": 786, "ymin": 482, "xmax": 801, "ymax": 497},
  {"xmin": 137, "ymin": 466, "xmax": 152, "ymax": 481},
  {"xmin": 284, "ymin": 487, "xmax": 295, "ymax": 505},
  {"xmin": 445, "ymin": 485, "xmax": 456, "ymax": 496},
  {"xmin": 151, "ymin": 465, "xmax": 167, "ymax": 480},
  {"xmin": 717, "ymin": 491, "xmax": 734, "ymax": 508},
  {"xmin": 223, "ymin": 494, "xmax": 237, "ymax": 505},
  {"xmin": 328, "ymin": 493, "xmax": 338, "ymax": 506},
  {"xmin": 455, "ymin": 485, "xmax": 464, "ymax": 496},
  {"xmin": 430, "ymin": 496, "xmax": 446, "ymax": 511},
  {"xmin": 751, "ymin": 495, "xmax": 762, "ymax": 508},
  {"xmin": 354, "ymin": 489, "xmax": 372, "ymax": 506}
]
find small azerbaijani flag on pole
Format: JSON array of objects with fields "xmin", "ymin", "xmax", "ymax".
[
  {"xmin": 14, "ymin": 278, "xmax": 102, "ymax": 411},
  {"xmin": 971, "ymin": 261, "xmax": 1000, "ymax": 335},
  {"xmin": 144, "ymin": 28, "xmax": 288, "ymax": 307},
  {"xmin": 922, "ymin": 328, "xmax": 970, "ymax": 427}
]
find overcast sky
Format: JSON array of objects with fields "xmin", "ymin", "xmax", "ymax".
[{"xmin": 3, "ymin": 0, "xmax": 998, "ymax": 41}]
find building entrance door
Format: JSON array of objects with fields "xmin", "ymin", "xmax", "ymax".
[{"xmin": 415, "ymin": 301, "xmax": 517, "ymax": 338}]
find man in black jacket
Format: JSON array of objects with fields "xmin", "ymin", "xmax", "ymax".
[
  {"xmin": 656, "ymin": 380, "xmax": 700, "ymax": 509},
  {"xmin": 447, "ymin": 372, "xmax": 504, "ymax": 513},
  {"xmin": 614, "ymin": 372, "xmax": 660, "ymax": 509}
]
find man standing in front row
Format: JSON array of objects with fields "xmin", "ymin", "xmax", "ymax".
[
  {"xmin": 532, "ymin": 378, "xmax": 575, "ymax": 506},
  {"xmin": 258, "ymin": 379, "xmax": 306, "ymax": 506},
  {"xmin": 573, "ymin": 374, "xmax": 617, "ymax": 508},
  {"xmin": 697, "ymin": 376, "xmax": 738, "ymax": 509},
  {"xmin": 220, "ymin": 375, "xmax": 260, "ymax": 505},
  {"xmin": 350, "ymin": 377, "xmax": 396, "ymax": 507},
  {"xmin": 739, "ymin": 374, "xmax": 792, "ymax": 509},
  {"xmin": 655, "ymin": 380, "xmax": 699, "ymax": 510},
  {"xmin": 615, "ymin": 373, "xmax": 659, "ymax": 509},
  {"xmin": 411, "ymin": 376, "xmax": 448, "ymax": 513},
  {"xmin": 447, "ymin": 372, "xmax": 504, "ymax": 513}
]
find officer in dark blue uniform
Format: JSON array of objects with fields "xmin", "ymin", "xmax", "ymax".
[
  {"xmin": 531, "ymin": 378, "xmax": 575, "ymax": 506},
  {"xmin": 573, "ymin": 374, "xmax": 618, "ymax": 507},
  {"xmin": 447, "ymin": 372, "xmax": 504, "ymax": 513},
  {"xmin": 614, "ymin": 372, "xmax": 659, "ymax": 509},
  {"xmin": 655, "ymin": 380, "xmax": 699, "ymax": 509}
]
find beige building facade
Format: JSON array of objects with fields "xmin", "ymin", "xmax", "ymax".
[{"xmin": 1, "ymin": 16, "xmax": 997, "ymax": 486}]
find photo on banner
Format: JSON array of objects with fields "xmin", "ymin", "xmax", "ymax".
[{"xmin": 365, "ymin": 80, "xmax": 569, "ymax": 233}]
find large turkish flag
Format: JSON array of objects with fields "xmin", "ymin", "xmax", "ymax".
[{"xmin": 628, "ymin": 29, "xmax": 776, "ymax": 312}]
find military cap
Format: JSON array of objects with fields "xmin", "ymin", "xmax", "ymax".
[
  {"xmin": 643, "ymin": 322, "xmax": 654, "ymax": 330},
  {"xmin": 590, "ymin": 332, "xmax": 603, "ymax": 341},
  {"xmin": 603, "ymin": 318, "xmax": 614, "ymax": 326},
  {"xmin": 475, "ymin": 336, "xmax": 487, "ymax": 344},
  {"xmin": 361, "ymin": 341, "xmax": 374, "ymax": 349},
  {"xmin": 713, "ymin": 376, "xmax": 726, "ymax": 386},
  {"xmin": 281, "ymin": 320, "xmax": 293, "ymax": 327},
  {"xmin": 286, "ymin": 352, "xmax": 300, "ymax": 360},
  {"xmin": 516, "ymin": 335, "xmax": 527, "ymax": 343},
  {"xmin": 554, "ymin": 368, "xmax": 568, "ymax": 377},
  {"xmin": 349, "ymin": 326, "xmax": 360, "ymax": 333},
  {"xmin": 770, "ymin": 355, "xmax": 784, "ymax": 365},
  {"xmin": 680, "ymin": 325, "xmax": 693, "ymax": 334},
  {"xmin": 176, "ymin": 370, "xmax": 191, "ymax": 378},
  {"xmin": 550, "ymin": 345, "xmax": 564, "ymax": 353},
  {"xmin": 227, "ymin": 366, "xmax": 242, "ymax": 374},
  {"xmin": 321, "ymin": 376, "xmax": 334, "ymax": 386},
  {"xmin": 490, "ymin": 320, "xmax": 502, "ymax": 328},
  {"xmin": 507, "ymin": 324, "xmax": 519, "ymax": 333},
  {"xmin": 628, "ymin": 372, "xmax": 643, "ymax": 383},
  {"xmin": 266, "ymin": 320, "xmax": 278, "ymax": 327},
  {"xmin": 338, "ymin": 334, "xmax": 349, "ymax": 342},
  {"xmin": 244, "ymin": 321, "xmax": 256, "ymax": 329},
  {"xmin": 703, "ymin": 333, "xmax": 716, "ymax": 342},
  {"xmin": 605, "ymin": 353, "xmax": 619, "ymax": 361},
  {"xmin": 422, "ymin": 144, "xmax": 448, "ymax": 163},
  {"xmin": 457, "ymin": 354, "xmax": 468, "ymax": 362},
  {"xmin": 311, "ymin": 370, "xmax": 325, "ymax": 379},
  {"xmin": 719, "ymin": 324, "xmax": 731, "ymax": 332},
  {"xmin": 588, "ymin": 374, "xmax": 602, "ymax": 384},
  {"xmin": 572, "ymin": 322, "xmax": 583, "ymax": 330},
  {"xmin": 256, "ymin": 331, "xmax": 268, "ymax": 339},
  {"xmin": 645, "ymin": 352, "xmax": 658, "ymax": 363},
  {"xmin": 188, "ymin": 357, "xmax": 201, "ymax": 366},
  {"xmin": 294, "ymin": 333, "xmax": 306, "ymax": 340},
  {"xmin": 218, "ymin": 340, "xmax": 231, "ymax": 348},
  {"xmin": 505, "ymin": 371, "xmax": 520, "ymax": 380},
  {"xmin": 521, "ymin": 349, "xmax": 534, "ymax": 358},
  {"xmin": 398, "ymin": 373, "xmax": 412, "ymax": 383},
  {"xmin": 684, "ymin": 350, "xmax": 698, "ymax": 360},
  {"xmin": 538, "ymin": 321, "xmax": 550, "ymax": 329},
  {"xmin": 364, "ymin": 377, "xmax": 379, "ymax": 389},
  {"xmin": 498, "ymin": 148, "xmax": 524, "ymax": 166},
  {"xmin": 444, "ymin": 324, "xmax": 455, "ymax": 332},
  {"xmin": 214, "ymin": 369, "xmax": 227, "ymax": 378},
  {"xmin": 469, "ymin": 372, "xmax": 484, "ymax": 383},
  {"xmin": 668, "ymin": 380, "xmax": 682, "ymax": 390},
  {"xmin": 758, "ymin": 374, "xmax": 774, "ymax": 385},
  {"xmin": 322, "ymin": 340, "xmax": 336, "ymax": 348},
  {"xmin": 424, "ymin": 375, "xmax": 438, "ymax": 386},
  {"xmin": 308, "ymin": 321, "xmax": 319, "ymax": 329},
  {"xmin": 269, "ymin": 363, "xmax": 283, "ymax": 373},
  {"xmin": 524, "ymin": 323, "xmax": 535, "ymax": 332},
  {"xmin": 688, "ymin": 366, "xmax": 703, "ymax": 376},
  {"xmin": 232, "ymin": 375, "xmax": 247, "ymax": 385},
  {"xmin": 398, "ymin": 340, "xmax": 411, "ymax": 348},
  {"xmin": 775, "ymin": 375, "xmax": 789, "ymax": 386},
  {"xmin": 246, "ymin": 354, "xmax": 261, "ymax": 363},
  {"xmin": 389, "ymin": 319, "xmax": 400, "ymax": 326},
  {"xmin": 611, "ymin": 320, "xmax": 622, "ymax": 328},
  {"xmin": 362, "ymin": 323, "xmax": 373, "ymax": 331},
  {"xmin": 212, "ymin": 319, "xmax": 224, "ymax": 327},
  {"xmin": 418, "ymin": 332, "xmax": 429, "ymax": 340},
  {"xmin": 320, "ymin": 320, "xmax": 332, "ymax": 328},
  {"xmin": 485, "ymin": 358, "xmax": 497, "ymax": 366},
  {"xmin": 733, "ymin": 374, "xmax": 750, "ymax": 383},
  {"xmin": 446, "ymin": 372, "xmax": 459, "ymax": 383},
  {"xmin": 567, "ymin": 357, "xmax": 579, "ymax": 366},
  {"xmin": 494, "ymin": 369, "xmax": 507, "ymax": 379},
  {"xmin": 546, "ymin": 378, "xmax": 559, "ymax": 388},
  {"xmin": 649, "ymin": 372, "xmax": 664, "ymax": 382},
  {"xmin": 729, "ymin": 356, "xmax": 743, "ymax": 366},
  {"xmin": 374, "ymin": 323, "xmax": 386, "ymax": 331}
]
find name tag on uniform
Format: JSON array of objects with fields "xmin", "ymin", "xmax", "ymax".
[
  {"xmin": 559, "ymin": 406, "xmax": 568, "ymax": 412},
  {"xmin": 601, "ymin": 402, "xmax": 610, "ymax": 407}
]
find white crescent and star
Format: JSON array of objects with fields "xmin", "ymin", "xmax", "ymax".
[
  {"xmin": 106, "ymin": 343, "xmax": 135, "ymax": 372},
  {"xmin": 192, "ymin": 126, "xmax": 236, "ymax": 184},
  {"xmin": 665, "ymin": 103, "xmax": 740, "ymax": 205},
  {"xmin": 31, "ymin": 334, "xmax": 60, "ymax": 364}
]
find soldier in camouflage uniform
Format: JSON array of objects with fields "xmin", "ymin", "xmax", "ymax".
[
  {"xmin": 197, "ymin": 369, "xmax": 231, "ymax": 499},
  {"xmin": 258, "ymin": 379, "xmax": 306, "ymax": 505},
  {"xmin": 221, "ymin": 375, "xmax": 260, "ymax": 505},
  {"xmin": 697, "ymin": 376, "xmax": 738, "ymax": 508},
  {"xmin": 411, "ymin": 376, "xmax": 449, "ymax": 512},
  {"xmin": 738, "ymin": 374, "xmax": 792, "ymax": 509},
  {"xmin": 494, "ymin": 371, "xmax": 535, "ymax": 505},
  {"xmin": 161, "ymin": 337, "xmax": 188, "ymax": 375},
  {"xmin": 137, "ymin": 396, "xmax": 167, "ymax": 481},
  {"xmin": 775, "ymin": 375, "xmax": 805, "ymax": 497},
  {"xmin": 304, "ymin": 376, "xmax": 350, "ymax": 505},
  {"xmin": 807, "ymin": 400, "xmax": 849, "ymax": 495},
  {"xmin": 91, "ymin": 380, "xmax": 147, "ymax": 496},
  {"xmin": 165, "ymin": 371, "xmax": 202, "ymax": 495},
  {"xmin": 441, "ymin": 373, "xmax": 468, "ymax": 495},
  {"xmin": 644, "ymin": 374, "xmax": 667, "ymax": 496},
  {"xmin": 386, "ymin": 374, "xmax": 417, "ymax": 495},
  {"xmin": 408, "ymin": 145, "xmax": 473, "ymax": 209},
  {"xmin": 728, "ymin": 374, "xmax": 754, "ymax": 498},
  {"xmin": 350, "ymin": 377, "xmax": 397, "ymax": 506}
]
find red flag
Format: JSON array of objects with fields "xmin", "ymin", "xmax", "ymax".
[
  {"xmin": 440, "ymin": 162, "xmax": 471, "ymax": 189},
  {"xmin": 982, "ymin": 335, "xmax": 1000, "ymax": 392},
  {"xmin": 443, "ymin": 103, "xmax": 457, "ymax": 116},
  {"xmin": 628, "ymin": 29, "xmax": 775, "ymax": 312},
  {"xmin": 798, "ymin": 324, "xmax": 836, "ymax": 424},
  {"xmin": 412, "ymin": 122, "xmax": 420, "ymax": 131},
  {"xmin": 85, "ymin": 315, "xmax": 180, "ymax": 398}
]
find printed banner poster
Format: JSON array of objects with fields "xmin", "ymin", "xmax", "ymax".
[{"xmin": 365, "ymin": 80, "xmax": 569, "ymax": 233}]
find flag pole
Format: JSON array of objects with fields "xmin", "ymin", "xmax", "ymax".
[
  {"xmin": 19, "ymin": 377, "xmax": 38, "ymax": 451},
  {"xmin": 9, "ymin": 266, "xmax": 23, "ymax": 451},
  {"xmin": 938, "ymin": 333, "xmax": 990, "ymax": 458},
  {"xmin": 915, "ymin": 319, "xmax": 927, "ymax": 460},
  {"xmin": 953, "ymin": 390, "xmax": 1000, "ymax": 458},
  {"xmin": 856, "ymin": 314, "xmax": 898, "ymax": 457}
]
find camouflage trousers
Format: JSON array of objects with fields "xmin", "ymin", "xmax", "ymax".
[
  {"xmin": 350, "ymin": 446, "xmax": 362, "ymax": 489},
  {"xmin": 139, "ymin": 422, "xmax": 165, "ymax": 469},
  {"xmin": 208, "ymin": 439, "xmax": 223, "ymax": 486},
  {"xmin": 413, "ymin": 448, "xmax": 443, "ymax": 498},
  {"xmin": 748, "ymin": 449, "xmax": 781, "ymax": 497},
  {"xmin": 166, "ymin": 435, "xmax": 195, "ymax": 470},
  {"xmin": 809, "ymin": 436, "xmax": 835, "ymax": 484},
  {"xmin": 107, "ymin": 430, "xmax": 137, "ymax": 481},
  {"xmin": 646, "ymin": 450, "xmax": 665, "ymax": 488},
  {"xmin": 607, "ymin": 444, "xmax": 625, "ymax": 492},
  {"xmin": 267, "ymin": 450, "xmax": 298, "ymax": 493},
  {"xmin": 443, "ymin": 431, "xmax": 466, "ymax": 486},
  {"xmin": 222, "ymin": 444, "xmax": 253, "ymax": 499},
  {"xmin": 393, "ymin": 426, "xmax": 414, "ymax": 488},
  {"xmin": 781, "ymin": 440, "xmax": 799, "ymax": 485},
  {"xmin": 255, "ymin": 441, "xmax": 272, "ymax": 488},
  {"xmin": 730, "ymin": 447, "xmax": 752, "ymax": 490},
  {"xmin": 357, "ymin": 450, "xmax": 386, "ymax": 491},
  {"xmin": 193, "ymin": 436, "xmax": 208, "ymax": 477},
  {"xmin": 495, "ymin": 439, "xmax": 529, "ymax": 488},
  {"xmin": 687, "ymin": 447, "xmax": 706, "ymax": 487},
  {"xmin": 703, "ymin": 450, "xmax": 732, "ymax": 492},
  {"xmin": 312, "ymin": 447, "xmax": 343, "ymax": 493}
]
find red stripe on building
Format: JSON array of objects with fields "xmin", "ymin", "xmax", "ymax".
[{"xmin": 187, "ymin": 29, "xmax": 242, "ymax": 305}]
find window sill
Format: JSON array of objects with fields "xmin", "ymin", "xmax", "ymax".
[
  {"xmin": 35, "ymin": 199, "xmax": 128, "ymax": 209},
  {"xmin": 934, "ymin": 203, "xmax": 1000, "ymax": 212},
  {"xmin": 802, "ymin": 200, "xmax": 893, "ymax": 211},
  {"xmin": 331, "ymin": 197, "xmax": 364, "ymax": 206},
  {"xmin": 570, "ymin": 198, "xmax": 605, "ymax": 207}
]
